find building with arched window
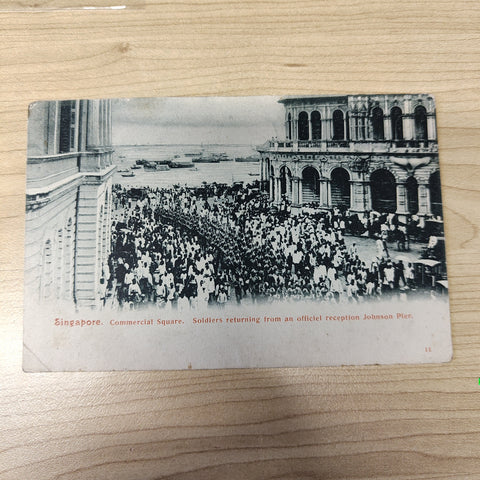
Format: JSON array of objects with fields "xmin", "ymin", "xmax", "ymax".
[
  {"xmin": 25, "ymin": 99, "xmax": 115, "ymax": 308},
  {"xmin": 258, "ymin": 94, "xmax": 440, "ymax": 222}
]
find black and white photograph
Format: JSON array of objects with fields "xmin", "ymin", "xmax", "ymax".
[{"xmin": 23, "ymin": 95, "xmax": 452, "ymax": 371}]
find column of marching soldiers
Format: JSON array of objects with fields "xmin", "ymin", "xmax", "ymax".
[{"xmin": 99, "ymin": 183, "xmax": 440, "ymax": 310}]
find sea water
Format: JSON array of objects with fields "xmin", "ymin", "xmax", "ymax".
[{"xmin": 113, "ymin": 144, "xmax": 260, "ymax": 188}]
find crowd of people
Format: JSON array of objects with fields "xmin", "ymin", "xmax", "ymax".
[{"xmin": 100, "ymin": 182, "xmax": 445, "ymax": 310}]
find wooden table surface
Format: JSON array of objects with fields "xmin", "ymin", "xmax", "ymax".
[{"xmin": 1, "ymin": 1, "xmax": 480, "ymax": 478}]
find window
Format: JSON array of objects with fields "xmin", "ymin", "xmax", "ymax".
[
  {"xmin": 59, "ymin": 100, "xmax": 76, "ymax": 153},
  {"xmin": 390, "ymin": 107, "xmax": 403, "ymax": 141}
]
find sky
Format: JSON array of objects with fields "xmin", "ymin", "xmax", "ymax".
[{"xmin": 111, "ymin": 96, "xmax": 285, "ymax": 146}]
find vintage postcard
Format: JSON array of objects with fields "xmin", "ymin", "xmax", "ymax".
[{"xmin": 23, "ymin": 95, "xmax": 452, "ymax": 371}]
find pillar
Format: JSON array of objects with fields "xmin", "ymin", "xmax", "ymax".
[
  {"xmin": 74, "ymin": 182, "xmax": 103, "ymax": 308},
  {"xmin": 427, "ymin": 114, "xmax": 436, "ymax": 141},
  {"xmin": 349, "ymin": 180, "xmax": 372, "ymax": 213},
  {"xmin": 350, "ymin": 115, "xmax": 356, "ymax": 141},
  {"xmin": 324, "ymin": 118, "xmax": 329, "ymax": 140},
  {"xmin": 292, "ymin": 177, "xmax": 300, "ymax": 206},
  {"xmin": 384, "ymin": 115, "xmax": 392, "ymax": 141},
  {"xmin": 395, "ymin": 182, "xmax": 408, "ymax": 215},
  {"xmin": 319, "ymin": 178, "xmax": 329, "ymax": 207},
  {"xmin": 86, "ymin": 100, "xmax": 100, "ymax": 149},
  {"xmin": 274, "ymin": 176, "xmax": 281, "ymax": 203},
  {"xmin": 418, "ymin": 183, "xmax": 431, "ymax": 216},
  {"xmin": 308, "ymin": 116, "xmax": 312, "ymax": 141},
  {"xmin": 269, "ymin": 175, "xmax": 274, "ymax": 201}
]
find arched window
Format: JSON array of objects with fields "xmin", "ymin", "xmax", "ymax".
[
  {"xmin": 414, "ymin": 105, "xmax": 428, "ymax": 141},
  {"xmin": 287, "ymin": 113, "xmax": 292, "ymax": 140},
  {"xmin": 280, "ymin": 166, "xmax": 292, "ymax": 197},
  {"xmin": 302, "ymin": 166, "xmax": 320, "ymax": 203},
  {"xmin": 391, "ymin": 106, "xmax": 403, "ymax": 141},
  {"xmin": 371, "ymin": 107, "xmax": 384, "ymax": 140},
  {"xmin": 331, "ymin": 168, "xmax": 350, "ymax": 209},
  {"xmin": 332, "ymin": 110, "xmax": 344, "ymax": 140},
  {"xmin": 370, "ymin": 169, "xmax": 397, "ymax": 213},
  {"xmin": 311, "ymin": 111, "xmax": 321, "ymax": 140},
  {"xmin": 298, "ymin": 111, "xmax": 309, "ymax": 140}
]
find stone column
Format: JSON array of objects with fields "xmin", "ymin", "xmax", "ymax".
[
  {"xmin": 427, "ymin": 114, "xmax": 436, "ymax": 141},
  {"xmin": 350, "ymin": 180, "xmax": 370, "ymax": 213},
  {"xmin": 395, "ymin": 182, "xmax": 409, "ymax": 215},
  {"xmin": 74, "ymin": 181, "xmax": 103, "ymax": 307},
  {"xmin": 308, "ymin": 116, "xmax": 312, "ymax": 141},
  {"xmin": 402, "ymin": 115, "xmax": 415, "ymax": 140},
  {"xmin": 274, "ymin": 176, "xmax": 281, "ymax": 204},
  {"xmin": 350, "ymin": 181, "xmax": 361, "ymax": 211},
  {"xmin": 86, "ymin": 100, "xmax": 100, "ymax": 149},
  {"xmin": 418, "ymin": 183, "xmax": 431, "ymax": 216},
  {"xmin": 319, "ymin": 177, "xmax": 329, "ymax": 207},
  {"xmin": 47, "ymin": 101, "xmax": 60, "ymax": 155},
  {"xmin": 269, "ymin": 175, "xmax": 274, "ymax": 201},
  {"xmin": 350, "ymin": 115, "xmax": 356, "ymax": 141},
  {"xmin": 292, "ymin": 177, "xmax": 299, "ymax": 206},
  {"xmin": 384, "ymin": 115, "xmax": 392, "ymax": 141}
]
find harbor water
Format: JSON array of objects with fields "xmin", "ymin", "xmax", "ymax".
[{"xmin": 113, "ymin": 144, "xmax": 261, "ymax": 188}]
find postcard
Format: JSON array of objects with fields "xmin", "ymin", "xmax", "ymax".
[{"xmin": 23, "ymin": 95, "xmax": 452, "ymax": 371}]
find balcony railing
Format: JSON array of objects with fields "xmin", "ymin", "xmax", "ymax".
[{"xmin": 258, "ymin": 139, "xmax": 438, "ymax": 154}]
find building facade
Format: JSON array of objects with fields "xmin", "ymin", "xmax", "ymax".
[
  {"xmin": 25, "ymin": 99, "xmax": 115, "ymax": 308},
  {"xmin": 258, "ymin": 94, "xmax": 442, "ymax": 221}
]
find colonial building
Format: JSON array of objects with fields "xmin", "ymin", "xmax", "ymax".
[
  {"xmin": 258, "ymin": 94, "xmax": 442, "ymax": 221},
  {"xmin": 25, "ymin": 99, "xmax": 115, "ymax": 308}
]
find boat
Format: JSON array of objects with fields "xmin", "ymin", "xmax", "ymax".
[
  {"xmin": 192, "ymin": 155, "xmax": 220, "ymax": 164},
  {"xmin": 168, "ymin": 160, "xmax": 194, "ymax": 168},
  {"xmin": 131, "ymin": 164, "xmax": 142, "ymax": 169},
  {"xmin": 143, "ymin": 161, "xmax": 158, "ymax": 170},
  {"xmin": 235, "ymin": 156, "xmax": 260, "ymax": 163},
  {"xmin": 121, "ymin": 172, "xmax": 135, "ymax": 177},
  {"xmin": 184, "ymin": 150, "xmax": 202, "ymax": 157},
  {"xmin": 144, "ymin": 161, "xmax": 170, "ymax": 171},
  {"xmin": 248, "ymin": 172, "xmax": 260, "ymax": 176}
]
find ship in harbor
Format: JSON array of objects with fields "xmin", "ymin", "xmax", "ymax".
[
  {"xmin": 192, "ymin": 155, "xmax": 220, "ymax": 164},
  {"xmin": 168, "ymin": 160, "xmax": 195, "ymax": 168},
  {"xmin": 234, "ymin": 155, "xmax": 260, "ymax": 163},
  {"xmin": 192, "ymin": 152, "xmax": 231, "ymax": 163},
  {"xmin": 143, "ymin": 161, "xmax": 170, "ymax": 171}
]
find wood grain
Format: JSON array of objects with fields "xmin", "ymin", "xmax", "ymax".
[{"xmin": 1, "ymin": 1, "xmax": 480, "ymax": 478}]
